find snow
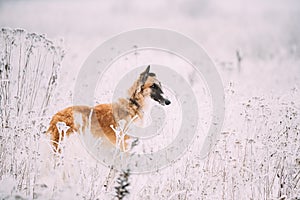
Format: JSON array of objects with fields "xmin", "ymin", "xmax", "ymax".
[{"xmin": 0, "ymin": 0, "xmax": 300, "ymax": 199}]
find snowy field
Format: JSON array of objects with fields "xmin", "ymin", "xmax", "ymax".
[{"xmin": 0, "ymin": 0, "xmax": 300, "ymax": 199}]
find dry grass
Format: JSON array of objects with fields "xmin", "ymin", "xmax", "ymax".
[{"xmin": 0, "ymin": 28, "xmax": 299, "ymax": 200}]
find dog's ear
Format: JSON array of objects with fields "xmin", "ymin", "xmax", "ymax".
[{"xmin": 139, "ymin": 65, "xmax": 150, "ymax": 85}]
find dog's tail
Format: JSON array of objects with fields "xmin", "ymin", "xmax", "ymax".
[
  {"xmin": 46, "ymin": 107, "xmax": 76, "ymax": 153},
  {"xmin": 46, "ymin": 118, "xmax": 62, "ymax": 153}
]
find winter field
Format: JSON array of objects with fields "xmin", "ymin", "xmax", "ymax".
[{"xmin": 0, "ymin": 0, "xmax": 300, "ymax": 199}]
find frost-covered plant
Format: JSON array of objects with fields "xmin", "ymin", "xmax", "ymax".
[
  {"xmin": 0, "ymin": 28, "xmax": 64, "ymax": 128},
  {"xmin": 135, "ymin": 89, "xmax": 300, "ymax": 200},
  {"xmin": 0, "ymin": 28, "xmax": 64, "ymax": 199},
  {"xmin": 115, "ymin": 169, "xmax": 130, "ymax": 200}
]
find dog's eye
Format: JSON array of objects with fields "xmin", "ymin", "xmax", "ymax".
[{"xmin": 150, "ymin": 84, "xmax": 157, "ymax": 89}]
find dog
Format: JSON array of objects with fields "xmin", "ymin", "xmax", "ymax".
[{"xmin": 47, "ymin": 65, "xmax": 171, "ymax": 153}]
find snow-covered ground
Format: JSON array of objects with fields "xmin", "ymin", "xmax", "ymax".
[{"xmin": 0, "ymin": 0, "xmax": 300, "ymax": 199}]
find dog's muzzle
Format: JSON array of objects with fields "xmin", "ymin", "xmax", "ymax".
[
  {"xmin": 157, "ymin": 97, "xmax": 171, "ymax": 106},
  {"xmin": 151, "ymin": 92, "xmax": 171, "ymax": 106}
]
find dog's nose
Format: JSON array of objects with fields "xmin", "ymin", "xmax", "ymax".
[{"xmin": 165, "ymin": 99, "xmax": 171, "ymax": 105}]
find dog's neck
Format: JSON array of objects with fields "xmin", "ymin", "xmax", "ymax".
[
  {"xmin": 112, "ymin": 80, "xmax": 147, "ymax": 122},
  {"xmin": 129, "ymin": 97, "xmax": 140, "ymax": 109},
  {"xmin": 127, "ymin": 90, "xmax": 146, "ymax": 118},
  {"xmin": 127, "ymin": 79, "xmax": 146, "ymax": 117},
  {"xmin": 112, "ymin": 97, "xmax": 145, "ymax": 123}
]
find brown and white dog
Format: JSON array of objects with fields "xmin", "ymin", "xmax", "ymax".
[{"xmin": 47, "ymin": 65, "xmax": 171, "ymax": 152}]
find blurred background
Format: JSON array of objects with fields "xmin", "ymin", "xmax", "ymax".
[
  {"xmin": 1, "ymin": 0, "xmax": 299, "ymax": 99},
  {"xmin": 1, "ymin": 1, "xmax": 300, "ymax": 199}
]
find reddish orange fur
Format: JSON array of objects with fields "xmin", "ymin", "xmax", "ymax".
[
  {"xmin": 47, "ymin": 104, "xmax": 126, "ymax": 151},
  {"xmin": 47, "ymin": 68, "xmax": 159, "ymax": 152}
]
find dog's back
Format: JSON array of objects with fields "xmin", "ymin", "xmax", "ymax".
[{"xmin": 47, "ymin": 104, "xmax": 129, "ymax": 152}]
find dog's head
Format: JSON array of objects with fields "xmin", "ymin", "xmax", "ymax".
[{"xmin": 136, "ymin": 65, "xmax": 171, "ymax": 106}]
